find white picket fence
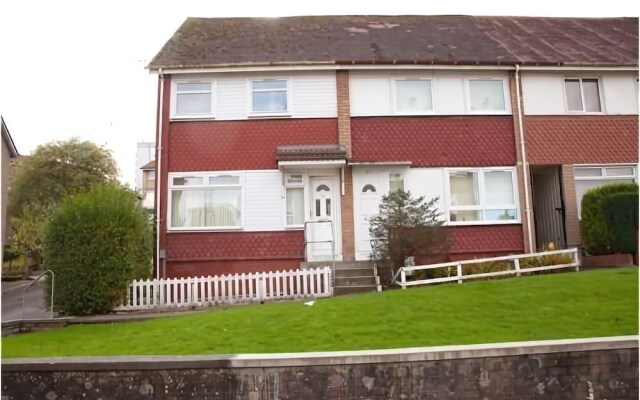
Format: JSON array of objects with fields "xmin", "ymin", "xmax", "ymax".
[
  {"xmin": 395, "ymin": 248, "xmax": 580, "ymax": 289},
  {"xmin": 116, "ymin": 267, "xmax": 332, "ymax": 311}
]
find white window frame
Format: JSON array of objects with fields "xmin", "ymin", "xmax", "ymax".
[
  {"xmin": 170, "ymin": 80, "xmax": 215, "ymax": 119},
  {"xmin": 573, "ymin": 164, "xmax": 638, "ymax": 219},
  {"xmin": 283, "ymin": 172, "xmax": 307, "ymax": 229},
  {"xmin": 168, "ymin": 171, "xmax": 244, "ymax": 231},
  {"xmin": 391, "ymin": 78, "xmax": 436, "ymax": 115},
  {"xmin": 464, "ymin": 77, "xmax": 510, "ymax": 115},
  {"xmin": 444, "ymin": 167, "xmax": 520, "ymax": 226},
  {"xmin": 563, "ymin": 77, "xmax": 604, "ymax": 114},
  {"xmin": 248, "ymin": 78, "xmax": 292, "ymax": 117}
]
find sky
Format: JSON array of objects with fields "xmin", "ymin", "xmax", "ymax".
[{"xmin": 0, "ymin": 0, "xmax": 637, "ymax": 188}]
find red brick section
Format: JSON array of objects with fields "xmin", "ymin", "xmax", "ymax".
[
  {"xmin": 165, "ymin": 231, "xmax": 304, "ymax": 277},
  {"xmin": 525, "ymin": 116, "xmax": 639, "ymax": 165},
  {"xmin": 156, "ymin": 74, "xmax": 172, "ymax": 276},
  {"xmin": 351, "ymin": 116, "xmax": 517, "ymax": 166},
  {"xmin": 168, "ymin": 119, "xmax": 338, "ymax": 171},
  {"xmin": 336, "ymin": 71, "xmax": 356, "ymax": 261},
  {"xmin": 508, "ymin": 72, "xmax": 534, "ymax": 253},
  {"xmin": 561, "ymin": 165, "xmax": 582, "ymax": 248}
]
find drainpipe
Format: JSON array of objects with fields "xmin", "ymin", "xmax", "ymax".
[
  {"xmin": 515, "ymin": 64, "xmax": 535, "ymax": 253},
  {"xmin": 156, "ymin": 69, "xmax": 164, "ymax": 280}
]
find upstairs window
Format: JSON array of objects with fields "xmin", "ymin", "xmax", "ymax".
[
  {"xmin": 251, "ymin": 79, "xmax": 289, "ymax": 114},
  {"xmin": 565, "ymin": 78, "xmax": 601, "ymax": 112},
  {"xmin": 174, "ymin": 82, "xmax": 214, "ymax": 117},
  {"xmin": 468, "ymin": 79, "xmax": 506, "ymax": 112},
  {"xmin": 394, "ymin": 79, "xmax": 433, "ymax": 113}
]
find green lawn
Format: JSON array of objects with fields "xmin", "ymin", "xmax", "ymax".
[{"xmin": 2, "ymin": 268, "xmax": 637, "ymax": 358}]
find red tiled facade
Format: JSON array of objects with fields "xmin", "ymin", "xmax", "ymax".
[
  {"xmin": 351, "ymin": 116, "xmax": 517, "ymax": 167},
  {"xmin": 525, "ymin": 116, "xmax": 639, "ymax": 165},
  {"xmin": 168, "ymin": 119, "xmax": 338, "ymax": 172},
  {"xmin": 450, "ymin": 225, "xmax": 524, "ymax": 255}
]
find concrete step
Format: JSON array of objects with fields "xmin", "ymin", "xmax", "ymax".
[
  {"xmin": 334, "ymin": 285, "xmax": 379, "ymax": 296},
  {"xmin": 334, "ymin": 276, "xmax": 377, "ymax": 286},
  {"xmin": 301, "ymin": 261, "xmax": 375, "ymax": 270},
  {"xmin": 334, "ymin": 268, "xmax": 376, "ymax": 278}
]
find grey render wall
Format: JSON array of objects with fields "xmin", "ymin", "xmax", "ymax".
[{"xmin": 2, "ymin": 336, "xmax": 637, "ymax": 399}]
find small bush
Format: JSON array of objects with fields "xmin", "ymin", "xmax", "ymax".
[
  {"xmin": 520, "ymin": 242, "xmax": 573, "ymax": 275},
  {"xmin": 603, "ymin": 192, "xmax": 639, "ymax": 254},
  {"xmin": 44, "ymin": 184, "xmax": 153, "ymax": 315},
  {"xmin": 582, "ymin": 182, "xmax": 638, "ymax": 255}
]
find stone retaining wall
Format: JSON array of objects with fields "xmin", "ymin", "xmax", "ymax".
[{"xmin": 2, "ymin": 336, "xmax": 637, "ymax": 399}]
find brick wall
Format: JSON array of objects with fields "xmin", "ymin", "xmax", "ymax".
[
  {"xmin": 562, "ymin": 165, "xmax": 582, "ymax": 248},
  {"xmin": 336, "ymin": 71, "xmax": 352, "ymax": 158}
]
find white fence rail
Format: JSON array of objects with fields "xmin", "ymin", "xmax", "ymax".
[
  {"xmin": 396, "ymin": 248, "xmax": 580, "ymax": 289},
  {"xmin": 116, "ymin": 267, "xmax": 332, "ymax": 311}
]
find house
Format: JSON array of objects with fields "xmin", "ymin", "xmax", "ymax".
[
  {"xmin": 147, "ymin": 15, "xmax": 638, "ymax": 280},
  {"xmin": 1, "ymin": 116, "xmax": 19, "ymax": 248},
  {"xmin": 139, "ymin": 160, "xmax": 156, "ymax": 210}
]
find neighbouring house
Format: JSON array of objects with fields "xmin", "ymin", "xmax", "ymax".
[
  {"xmin": 139, "ymin": 160, "xmax": 156, "ymax": 210},
  {"xmin": 1, "ymin": 116, "xmax": 19, "ymax": 248},
  {"xmin": 147, "ymin": 15, "xmax": 638, "ymax": 281}
]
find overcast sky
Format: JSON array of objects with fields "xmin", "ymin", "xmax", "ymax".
[{"xmin": 1, "ymin": 0, "xmax": 637, "ymax": 188}]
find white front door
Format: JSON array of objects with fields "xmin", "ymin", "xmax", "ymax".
[
  {"xmin": 354, "ymin": 170, "xmax": 383, "ymax": 260},
  {"xmin": 307, "ymin": 177, "xmax": 337, "ymax": 261}
]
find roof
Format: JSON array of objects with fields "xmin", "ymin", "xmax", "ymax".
[
  {"xmin": 276, "ymin": 144, "xmax": 347, "ymax": 161},
  {"xmin": 140, "ymin": 160, "xmax": 155, "ymax": 170},
  {"xmin": 149, "ymin": 15, "xmax": 638, "ymax": 69},
  {"xmin": 1, "ymin": 116, "xmax": 19, "ymax": 158}
]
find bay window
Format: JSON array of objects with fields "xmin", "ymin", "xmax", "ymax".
[
  {"xmin": 447, "ymin": 168, "xmax": 518, "ymax": 224},
  {"xmin": 170, "ymin": 173, "xmax": 242, "ymax": 229}
]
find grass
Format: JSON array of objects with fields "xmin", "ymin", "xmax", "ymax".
[{"xmin": 2, "ymin": 268, "xmax": 637, "ymax": 358}]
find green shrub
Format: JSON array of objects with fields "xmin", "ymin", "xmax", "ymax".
[
  {"xmin": 603, "ymin": 192, "xmax": 639, "ymax": 254},
  {"xmin": 44, "ymin": 184, "xmax": 153, "ymax": 315},
  {"xmin": 581, "ymin": 182, "xmax": 639, "ymax": 255}
]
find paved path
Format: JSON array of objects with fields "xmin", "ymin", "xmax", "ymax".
[{"xmin": 1, "ymin": 279, "xmax": 51, "ymax": 321}]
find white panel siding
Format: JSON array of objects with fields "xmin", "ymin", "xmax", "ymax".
[
  {"xmin": 602, "ymin": 74, "xmax": 639, "ymax": 115},
  {"xmin": 522, "ymin": 73, "xmax": 567, "ymax": 115},
  {"xmin": 350, "ymin": 71, "xmax": 511, "ymax": 116},
  {"xmin": 350, "ymin": 76, "xmax": 392, "ymax": 116},
  {"xmin": 244, "ymin": 170, "xmax": 284, "ymax": 231},
  {"xmin": 171, "ymin": 72, "xmax": 337, "ymax": 120},
  {"xmin": 291, "ymin": 73, "xmax": 337, "ymax": 117},
  {"xmin": 216, "ymin": 77, "xmax": 248, "ymax": 120},
  {"xmin": 435, "ymin": 74, "xmax": 466, "ymax": 115}
]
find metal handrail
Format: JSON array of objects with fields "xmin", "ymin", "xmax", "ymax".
[{"xmin": 22, "ymin": 270, "xmax": 55, "ymax": 319}]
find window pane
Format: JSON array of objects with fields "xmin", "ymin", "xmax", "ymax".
[
  {"xmin": 485, "ymin": 171, "xmax": 514, "ymax": 205},
  {"xmin": 389, "ymin": 174, "xmax": 404, "ymax": 193},
  {"xmin": 574, "ymin": 167, "xmax": 602, "ymax": 177},
  {"xmin": 286, "ymin": 188, "xmax": 304, "ymax": 225},
  {"xmin": 604, "ymin": 166, "xmax": 634, "ymax": 177},
  {"xmin": 177, "ymin": 93, "xmax": 211, "ymax": 114},
  {"xmin": 148, "ymin": 170, "xmax": 155, "ymax": 180},
  {"xmin": 449, "ymin": 171, "xmax": 479, "ymax": 206},
  {"xmin": 469, "ymin": 80, "xmax": 505, "ymax": 111},
  {"xmin": 252, "ymin": 91, "xmax": 287, "ymax": 112},
  {"xmin": 315, "ymin": 199, "xmax": 321, "ymax": 217},
  {"xmin": 209, "ymin": 175, "xmax": 240, "ymax": 185},
  {"xmin": 171, "ymin": 190, "xmax": 205, "ymax": 227},
  {"xmin": 362, "ymin": 184, "xmax": 377, "ymax": 193},
  {"xmin": 565, "ymin": 79, "xmax": 583, "ymax": 111},
  {"xmin": 582, "ymin": 79, "xmax": 601, "ymax": 112},
  {"xmin": 177, "ymin": 82, "xmax": 211, "ymax": 92},
  {"xmin": 326, "ymin": 199, "xmax": 331, "ymax": 216},
  {"xmin": 396, "ymin": 80, "xmax": 432, "ymax": 112},
  {"xmin": 173, "ymin": 177, "xmax": 203, "ymax": 186},
  {"xmin": 485, "ymin": 209, "xmax": 517, "ymax": 221},
  {"xmin": 286, "ymin": 174, "xmax": 303, "ymax": 185},
  {"xmin": 253, "ymin": 80, "xmax": 287, "ymax": 90},
  {"xmin": 450, "ymin": 210, "xmax": 481, "ymax": 222},
  {"xmin": 205, "ymin": 189, "xmax": 241, "ymax": 227}
]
